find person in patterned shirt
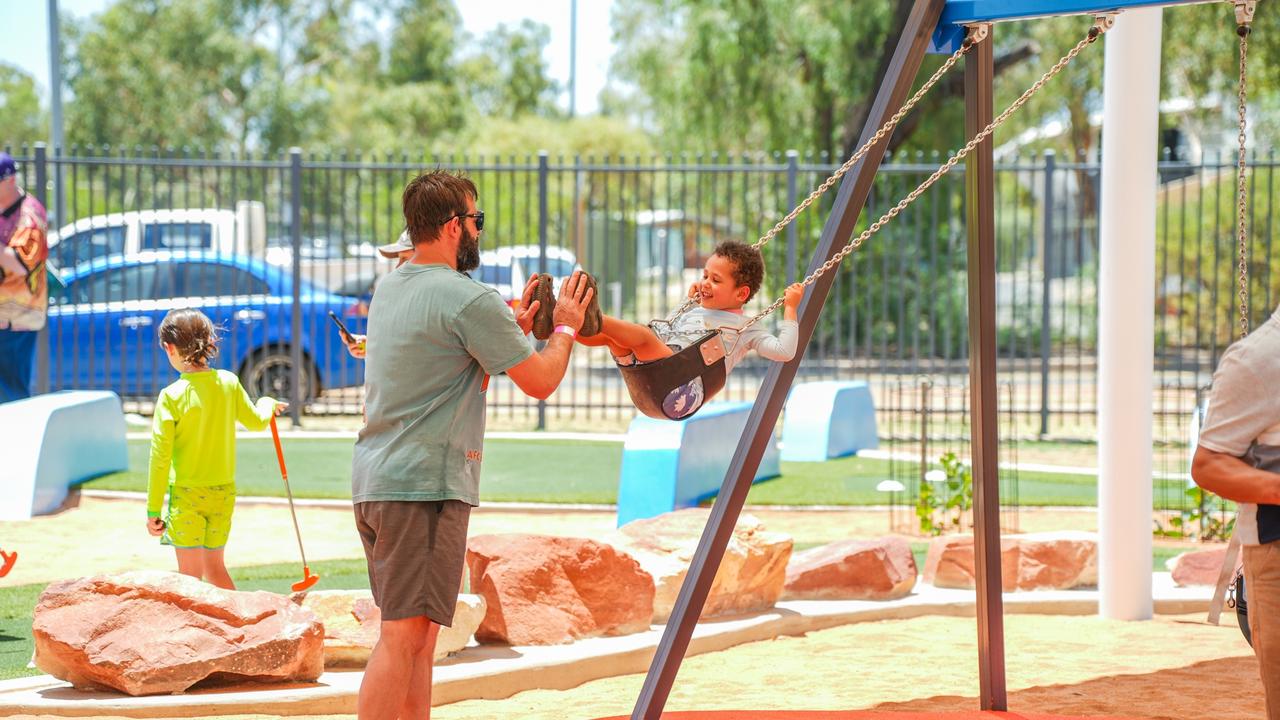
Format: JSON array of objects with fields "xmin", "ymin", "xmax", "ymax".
[{"xmin": 0, "ymin": 152, "xmax": 49, "ymax": 402}]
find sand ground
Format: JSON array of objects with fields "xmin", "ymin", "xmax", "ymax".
[{"xmin": 0, "ymin": 496, "xmax": 1260, "ymax": 719}]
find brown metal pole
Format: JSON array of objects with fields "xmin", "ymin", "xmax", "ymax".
[
  {"xmin": 963, "ymin": 25, "xmax": 1008, "ymax": 711},
  {"xmin": 629, "ymin": 1, "xmax": 946, "ymax": 717}
]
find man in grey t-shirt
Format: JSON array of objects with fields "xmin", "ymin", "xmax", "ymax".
[
  {"xmin": 1193, "ymin": 307, "xmax": 1280, "ymax": 719},
  {"xmin": 351, "ymin": 170, "xmax": 593, "ymax": 720}
]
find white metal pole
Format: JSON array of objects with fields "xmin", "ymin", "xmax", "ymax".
[{"xmin": 1098, "ymin": 6, "xmax": 1162, "ymax": 621}]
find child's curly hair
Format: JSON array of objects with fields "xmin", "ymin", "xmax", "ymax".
[
  {"xmin": 713, "ymin": 240, "xmax": 765, "ymax": 301},
  {"xmin": 158, "ymin": 309, "xmax": 219, "ymax": 367}
]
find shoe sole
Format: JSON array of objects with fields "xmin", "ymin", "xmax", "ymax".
[
  {"xmin": 531, "ymin": 273, "xmax": 556, "ymax": 340},
  {"xmin": 579, "ymin": 272, "xmax": 602, "ymax": 337}
]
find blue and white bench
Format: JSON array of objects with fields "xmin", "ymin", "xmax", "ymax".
[
  {"xmin": 780, "ymin": 381, "xmax": 878, "ymax": 462},
  {"xmin": 0, "ymin": 391, "xmax": 128, "ymax": 520},
  {"xmin": 616, "ymin": 401, "xmax": 781, "ymax": 526}
]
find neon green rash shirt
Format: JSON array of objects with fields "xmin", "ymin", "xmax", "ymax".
[{"xmin": 147, "ymin": 369, "xmax": 278, "ymax": 517}]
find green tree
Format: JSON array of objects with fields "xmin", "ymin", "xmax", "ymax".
[
  {"xmin": 461, "ymin": 20, "xmax": 561, "ymax": 120},
  {"xmin": 0, "ymin": 64, "xmax": 46, "ymax": 146}
]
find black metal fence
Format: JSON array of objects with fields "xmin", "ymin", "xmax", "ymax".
[{"xmin": 9, "ymin": 143, "xmax": 1276, "ymax": 442}]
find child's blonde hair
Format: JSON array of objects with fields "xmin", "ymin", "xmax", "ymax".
[{"xmin": 159, "ymin": 309, "xmax": 219, "ymax": 367}]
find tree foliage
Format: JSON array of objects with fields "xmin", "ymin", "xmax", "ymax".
[{"xmin": 0, "ymin": 64, "xmax": 46, "ymax": 147}]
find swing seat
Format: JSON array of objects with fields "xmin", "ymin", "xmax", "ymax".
[{"xmin": 618, "ymin": 332, "xmax": 728, "ymax": 420}]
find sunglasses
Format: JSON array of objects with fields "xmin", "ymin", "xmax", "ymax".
[{"xmin": 450, "ymin": 210, "xmax": 485, "ymax": 232}]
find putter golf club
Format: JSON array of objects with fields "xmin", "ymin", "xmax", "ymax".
[
  {"xmin": 269, "ymin": 417, "xmax": 320, "ymax": 592},
  {"xmin": 0, "ymin": 550, "xmax": 15, "ymax": 578}
]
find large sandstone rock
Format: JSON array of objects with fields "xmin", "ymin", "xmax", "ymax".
[
  {"xmin": 612, "ymin": 509, "xmax": 793, "ymax": 622},
  {"xmin": 466, "ymin": 534, "xmax": 654, "ymax": 645},
  {"xmin": 296, "ymin": 590, "xmax": 487, "ymax": 666},
  {"xmin": 1167, "ymin": 546, "xmax": 1230, "ymax": 587},
  {"xmin": 783, "ymin": 537, "xmax": 917, "ymax": 601},
  {"xmin": 33, "ymin": 571, "xmax": 324, "ymax": 696},
  {"xmin": 923, "ymin": 531, "xmax": 1097, "ymax": 591}
]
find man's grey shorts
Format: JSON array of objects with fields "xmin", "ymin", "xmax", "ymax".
[{"xmin": 353, "ymin": 500, "xmax": 472, "ymax": 625}]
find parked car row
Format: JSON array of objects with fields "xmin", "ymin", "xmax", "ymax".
[{"xmin": 42, "ymin": 221, "xmax": 582, "ymax": 401}]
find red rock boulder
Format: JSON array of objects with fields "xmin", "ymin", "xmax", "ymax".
[
  {"xmin": 33, "ymin": 571, "xmax": 324, "ymax": 696},
  {"xmin": 923, "ymin": 531, "xmax": 1097, "ymax": 591},
  {"xmin": 783, "ymin": 537, "xmax": 917, "ymax": 601},
  {"xmin": 1168, "ymin": 546, "xmax": 1230, "ymax": 587},
  {"xmin": 611, "ymin": 509, "xmax": 793, "ymax": 622},
  {"xmin": 296, "ymin": 589, "xmax": 487, "ymax": 666},
  {"xmin": 466, "ymin": 535, "xmax": 654, "ymax": 645}
]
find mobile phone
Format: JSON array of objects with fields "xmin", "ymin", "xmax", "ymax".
[{"xmin": 328, "ymin": 311, "xmax": 357, "ymax": 345}]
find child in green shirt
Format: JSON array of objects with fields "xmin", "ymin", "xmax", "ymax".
[{"xmin": 147, "ymin": 309, "xmax": 286, "ymax": 589}]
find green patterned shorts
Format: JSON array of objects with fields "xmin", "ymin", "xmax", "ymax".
[{"xmin": 164, "ymin": 484, "xmax": 236, "ymax": 549}]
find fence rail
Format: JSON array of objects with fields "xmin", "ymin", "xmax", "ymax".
[{"xmin": 9, "ymin": 143, "xmax": 1275, "ymax": 442}]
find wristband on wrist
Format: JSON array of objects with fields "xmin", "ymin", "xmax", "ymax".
[{"xmin": 553, "ymin": 324, "xmax": 577, "ymax": 339}]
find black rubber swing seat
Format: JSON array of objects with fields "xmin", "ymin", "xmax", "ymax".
[{"xmin": 617, "ymin": 331, "xmax": 728, "ymax": 421}]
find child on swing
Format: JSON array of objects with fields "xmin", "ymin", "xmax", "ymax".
[
  {"xmin": 530, "ymin": 240, "xmax": 803, "ymax": 371},
  {"xmin": 146, "ymin": 309, "xmax": 286, "ymax": 589}
]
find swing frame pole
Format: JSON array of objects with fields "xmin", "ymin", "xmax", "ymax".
[
  {"xmin": 964, "ymin": 27, "xmax": 1008, "ymax": 710},
  {"xmin": 629, "ymin": 1, "xmax": 956, "ymax": 716}
]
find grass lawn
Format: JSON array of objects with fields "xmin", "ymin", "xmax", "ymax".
[{"xmin": 86, "ymin": 438, "xmax": 1202, "ymax": 509}]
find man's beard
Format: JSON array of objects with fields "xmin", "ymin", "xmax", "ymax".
[{"xmin": 456, "ymin": 225, "xmax": 480, "ymax": 273}]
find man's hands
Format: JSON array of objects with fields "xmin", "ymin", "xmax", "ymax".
[
  {"xmin": 515, "ymin": 275, "xmax": 541, "ymax": 335},
  {"xmin": 273, "ymin": 401, "xmax": 290, "ymax": 416},
  {"xmin": 146, "ymin": 517, "xmax": 165, "ymax": 537},
  {"xmin": 343, "ymin": 334, "xmax": 367, "ymax": 359},
  {"xmin": 552, "ymin": 271, "xmax": 594, "ymax": 332}
]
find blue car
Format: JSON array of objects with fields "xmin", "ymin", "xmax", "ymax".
[{"xmin": 46, "ymin": 251, "xmax": 368, "ymax": 402}]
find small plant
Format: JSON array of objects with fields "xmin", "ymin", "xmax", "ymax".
[
  {"xmin": 916, "ymin": 451, "xmax": 974, "ymax": 536},
  {"xmin": 1155, "ymin": 485, "xmax": 1235, "ymax": 542}
]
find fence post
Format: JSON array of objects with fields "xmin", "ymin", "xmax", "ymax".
[
  {"xmin": 289, "ymin": 148, "xmax": 303, "ymax": 427},
  {"xmin": 1039, "ymin": 150, "xmax": 1055, "ymax": 438},
  {"xmin": 34, "ymin": 143, "xmax": 50, "ymax": 394},
  {"xmin": 536, "ymin": 151, "xmax": 549, "ymax": 431},
  {"xmin": 785, "ymin": 150, "xmax": 799, "ymax": 285}
]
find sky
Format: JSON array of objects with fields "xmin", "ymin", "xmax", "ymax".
[{"xmin": 0, "ymin": 0, "xmax": 616, "ymax": 116}]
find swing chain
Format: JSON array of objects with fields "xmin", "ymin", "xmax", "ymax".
[
  {"xmin": 1236, "ymin": 8, "xmax": 1251, "ymax": 339},
  {"xmin": 740, "ymin": 22, "xmax": 1107, "ymax": 332},
  {"xmin": 664, "ymin": 24, "xmax": 987, "ymax": 325}
]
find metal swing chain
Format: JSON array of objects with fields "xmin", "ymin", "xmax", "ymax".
[
  {"xmin": 1235, "ymin": 1, "xmax": 1255, "ymax": 340},
  {"xmin": 665, "ymin": 29, "xmax": 984, "ymax": 324},
  {"xmin": 739, "ymin": 21, "xmax": 1110, "ymax": 331}
]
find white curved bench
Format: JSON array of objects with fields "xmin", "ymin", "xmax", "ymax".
[{"xmin": 0, "ymin": 391, "xmax": 128, "ymax": 520}]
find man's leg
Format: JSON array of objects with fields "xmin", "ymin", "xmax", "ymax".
[
  {"xmin": 0, "ymin": 330, "xmax": 36, "ymax": 402},
  {"xmin": 397, "ymin": 621, "xmax": 441, "ymax": 720},
  {"xmin": 1244, "ymin": 542, "xmax": 1280, "ymax": 719},
  {"xmin": 358, "ymin": 615, "xmax": 434, "ymax": 720}
]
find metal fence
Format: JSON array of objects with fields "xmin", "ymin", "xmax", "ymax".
[{"xmin": 10, "ymin": 143, "xmax": 1276, "ymax": 442}]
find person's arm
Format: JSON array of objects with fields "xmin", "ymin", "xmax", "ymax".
[
  {"xmin": 0, "ymin": 224, "xmax": 44, "ymax": 279},
  {"xmin": 1191, "ymin": 446, "xmax": 1280, "ymax": 505},
  {"xmin": 505, "ymin": 272, "xmax": 592, "ymax": 399},
  {"xmin": 234, "ymin": 380, "xmax": 286, "ymax": 431},
  {"xmin": 146, "ymin": 396, "xmax": 176, "ymax": 519},
  {"xmin": 750, "ymin": 283, "xmax": 803, "ymax": 363}
]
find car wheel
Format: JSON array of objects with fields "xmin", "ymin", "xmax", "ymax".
[{"xmin": 240, "ymin": 346, "xmax": 318, "ymax": 404}]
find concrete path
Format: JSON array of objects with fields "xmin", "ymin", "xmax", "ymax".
[{"xmin": 0, "ymin": 575, "xmax": 1216, "ymax": 718}]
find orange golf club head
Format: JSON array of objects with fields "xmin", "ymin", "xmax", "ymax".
[
  {"xmin": 0, "ymin": 550, "xmax": 16, "ymax": 578},
  {"xmin": 292, "ymin": 566, "xmax": 320, "ymax": 592}
]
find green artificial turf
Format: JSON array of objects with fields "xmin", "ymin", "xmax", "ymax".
[{"xmin": 86, "ymin": 437, "xmax": 1199, "ymax": 509}]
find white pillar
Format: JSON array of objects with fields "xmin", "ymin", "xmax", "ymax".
[{"xmin": 1098, "ymin": 7, "xmax": 1162, "ymax": 621}]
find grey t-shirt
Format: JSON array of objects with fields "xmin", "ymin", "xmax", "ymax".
[
  {"xmin": 351, "ymin": 263, "xmax": 533, "ymax": 505},
  {"xmin": 1199, "ymin": 307, "xmax": 1280, "ymax": 546}
]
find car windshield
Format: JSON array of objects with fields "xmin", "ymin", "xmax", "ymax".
[
  {"xmin": 520, "ymin": 258, "xmax": 576, "ymax": 277},
  {"xmin": 477, "ymin": 263, "xmax": 513, "ymax": 286}
]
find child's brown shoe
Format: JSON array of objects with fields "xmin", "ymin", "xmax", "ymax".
[
  {"xmin": 579, "ymin": 272, "xmax": 602, "ymax": 338},
  {"xmin": 531, "ymin": 273, "xmax": 556, "ymax": 340}
]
